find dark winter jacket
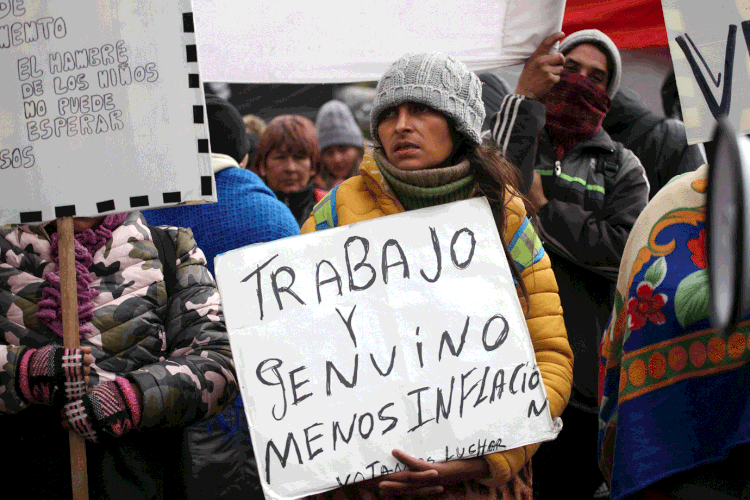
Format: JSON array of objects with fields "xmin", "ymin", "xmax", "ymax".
[
  {"xmin": 145, "ymin": 153, "xmax": 298, "ymax": 500},
  {"xmin": 492, "ymin": 94, "xmax": 650, "ymax": 411},
  {"xmin": 273, "ymin": 183, "xmax": 326, "ymax": 227},
  {"xmin": 603, "ymin": 87, "xmax": 705, "ymax": 199}
]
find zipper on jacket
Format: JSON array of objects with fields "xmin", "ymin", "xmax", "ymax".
[{"xmin": 554, "ymin": 161, "xmax": 562, "ymax": 177}]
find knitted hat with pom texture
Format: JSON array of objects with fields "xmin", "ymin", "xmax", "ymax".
[{"xmin": 370, "ymin": 52, "xmax": 485, "ymax": 147}]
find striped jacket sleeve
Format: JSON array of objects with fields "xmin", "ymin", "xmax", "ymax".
[{"xmin": 490, "ymin": 94, "xmax": 547, "ymax": 192}]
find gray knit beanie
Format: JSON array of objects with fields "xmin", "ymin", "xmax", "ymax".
[
  {"xmin": 370, "ymin": 52, "xmax": 485, "ymax": 147},
  {"xmin": 316, "ymin": 100, "xmax": 364, "ymax": 152},
  {"xmin": 558, "ymin": 29, "xmax": 622, "ymax": 98}
]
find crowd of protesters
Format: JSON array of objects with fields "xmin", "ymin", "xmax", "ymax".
[{"xmin": 4, "ymin": 22, "xmax": 745, "ymax": 500}]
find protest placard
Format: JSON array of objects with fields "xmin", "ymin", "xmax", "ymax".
[
  {"xmin": 193, "ymin": 0, "xmax": 565, "ymax": 83},
  {"xmin": 0, "ymin": 0, "xmax": 214, "ymax": 226},
  {"xmin": 661, "ymin": 0, "xmax": 750, "ymax": 144},
  {"xmin": 215, "ymin": 198, "xmax": 561, "ymax": 500}
]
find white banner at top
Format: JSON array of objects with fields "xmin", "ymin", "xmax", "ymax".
[{"xmin": 193, "ymin": 0, "xmax": 565, "ymax": 83}]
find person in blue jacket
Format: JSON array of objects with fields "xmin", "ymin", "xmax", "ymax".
[{"xmin": 144, "ymin": 95, "xmax": 298, "ymax": 499}]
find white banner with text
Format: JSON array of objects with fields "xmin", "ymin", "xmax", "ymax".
[
  {"xmin": 661, "ymin": 0, "xmax": 750, "ymax": 143},
  {"xmin": 0, "ymin": 0, "xmax": 214, "ymax": 225},
  {"xmin": 215, "ymin": 198, "xmax": 560, "ymax": 500}
]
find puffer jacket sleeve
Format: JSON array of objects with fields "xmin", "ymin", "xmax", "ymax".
[
  {"xmin": 480, "ymin": 196, "xmax": 573, "ymax": 487},
  {"xmin": 0, "ymin": 345, "xmax": 30, "ymax": 413},
  {"xmin": 300, "ymin": 215, "xmax": 316, "ymax": 234},
  {"xmin": 126, "ymin": 227, "xmax": 237, "ymax": 429}
]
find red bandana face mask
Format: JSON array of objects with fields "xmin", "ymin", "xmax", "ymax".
[{"xmin": 540, "ymin": 72, "xmax": 612, "ymax": 141}]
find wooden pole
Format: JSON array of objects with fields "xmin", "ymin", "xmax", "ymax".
[{"xmin": 58, "ymin": 216, "xmax": 89, "ymax": 500}]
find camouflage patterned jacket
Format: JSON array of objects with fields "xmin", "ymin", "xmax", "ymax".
[{"xmin": 0, "ymin": 211, "xmax": 237, "ymax": 429}]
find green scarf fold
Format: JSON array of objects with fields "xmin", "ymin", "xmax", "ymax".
[{"xmin": 374, "ymin": 151, "xmax": 475, "ymax": 210}]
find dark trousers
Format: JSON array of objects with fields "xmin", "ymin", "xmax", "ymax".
[
  {"xmin": 5, "ymin": 406, "xmax": 188, "ymax": 500},
  {"xmin": 532, "ymin": 405, "xmax": 604, "ymax": 499}
]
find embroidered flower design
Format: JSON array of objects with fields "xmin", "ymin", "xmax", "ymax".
[
  {"xmin": 687, "ymin": 229, "xmax": 707, "ymax": 269},
  {"xmin": 627, "ymin": 282, "xmax": 667, "ymax": 330}
]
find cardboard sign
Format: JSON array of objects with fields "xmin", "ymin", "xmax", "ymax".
[
  {"xmin": 193, "ymin": 0, "xmax": 565, "ymax": 83},
  {"xmin": 661, "ymin": 0, "xmax": 750, "ymax": 144},
  {"xmin": 215, "ymin": 198, "xmax": 561, "ymax": 500},
  {"xmin": 0, "ymin": 0, "xmax": 214, "ymax": 225}
]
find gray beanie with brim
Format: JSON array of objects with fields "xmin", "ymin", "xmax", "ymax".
[
  {"xmin": 370, "ymin": 52, "xmax": 485, "ymax": 147},
  {"xmin": 558, "ymin": 29, "xmax": 621, "ymax": 98},
  {"xmin": 316, "ymin": 100, "xmax": 364, "ymax": 152}
]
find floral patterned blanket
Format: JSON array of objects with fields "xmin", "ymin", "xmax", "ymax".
[{"xmin": 598, "ymin": 165, "xmax": 750, "ymax": 499}]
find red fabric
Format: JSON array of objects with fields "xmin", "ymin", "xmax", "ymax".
[
  {"xmin": 540, "ymin": 72, "xmax": 611, "ymax": 160},
  {"xmin": 315, "ymin": 189, "xmax": 327, "ymax": 203},
  {"xmin": 562, "ymin": 0, "xmax": 668, "ymax": 49}
]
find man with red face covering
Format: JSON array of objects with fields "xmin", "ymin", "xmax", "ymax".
[{"xmin": 490, "ymin": 30, "xmax": 649, "ymax": 499}]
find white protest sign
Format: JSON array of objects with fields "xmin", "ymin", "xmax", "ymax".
[
  {"xmin": 0, "ymin": 0, "xmax": 214, "ymax": 225},
  {"xmin": 661, "ymin": 0, "xmax": 750, "ymax": 144},
  {"xmin": 193, "ymin": 0, "xmax": 565, "ymax": 83},
  {"xmin": 215, "ymin": 198, "xmax": 561, "ymax": 500}
]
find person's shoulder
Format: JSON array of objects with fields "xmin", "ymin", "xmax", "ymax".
[
  {"xmin": 657, "ymin": 117, "xmax": 689, "ymax": 143},
  {"xmin": 317, "ymin": 174, "xmax": 372, "ymax": 210},
  {"xmin": 651, "ymin": 164, "xmax": 707, "ymax": 204},
  {"xmin": 336, "ymin": 174, "xmax": 369, "ymax": 196},
  {"xmin": 614, "ymin": 141, "xmax": 647, "ymax": 176},
  {"xmin": 314, "ymin": 174, "xmax": 366, "ymax": 211},
  {"xmin": 218, "ymin": 168, "xmax": 289, "ymax": 210},
  {"xmin": 153, "ymin": 223, "xmax": 198, "ymax": 254},
  {"xmin": 220, "ymin": 176, "xmax": 299, "ymax": 235},
  {"xmin": 502, "ymin": 191, "xmax": 529, "ymax": 236},
  {"xmin": 336, "ymin": 174, "xmax": 384, "ymax": 218},
  {"xmin": 305, "ymin": 174, "xmax": 383, "ymax": 232},
  {"xmin": 600, "ymin": 136, "xmax": 645, "ymax": 181},
  {"xmin": 217, "ymin": 165, "xmax": 269, "ymax": 190}
]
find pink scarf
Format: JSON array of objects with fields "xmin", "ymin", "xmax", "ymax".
[{"xmin": 36, "ymin": 213, "xmax": 128, "ymax": 338}]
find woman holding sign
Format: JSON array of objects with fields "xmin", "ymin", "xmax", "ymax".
[
  {"xmin": 301, "ymin": 53, "xmax": 573, "ymax": 499},
  {"xmin": 0, "ymin": 213, "xmax": 237, "ymax": 499}
]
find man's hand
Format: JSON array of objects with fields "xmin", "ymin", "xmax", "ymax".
[
  {"xmin": 529, "ymin": 171, "xmax": 548, "ymax": 208},
  {"xmin": 514, "ymin": 32, "xmax": 566, "ymax": 100}
]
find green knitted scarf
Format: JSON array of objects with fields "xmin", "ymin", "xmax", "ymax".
[{"xmin": 374, "ymin": 152, "xmax": 475, "ymax": 210}]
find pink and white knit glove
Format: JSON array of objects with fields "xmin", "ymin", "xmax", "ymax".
[
  {"xmin": 18, "ymin": 345, "xmax": 87, "ymax": 405},
  {"xmin": 64, "ymin": 378, "xmax": 141, "ymax": 442}
]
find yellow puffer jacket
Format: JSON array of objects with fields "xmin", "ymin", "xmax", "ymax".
[{"xmin": 301, "ymin": 152, "xmax": 573, "ymax": 488}]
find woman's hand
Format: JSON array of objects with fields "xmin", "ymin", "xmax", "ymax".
[
  {"xmin": 80, "ymin": 346, "xmax": 94, "ymax": 386},
  {"xmin": 371, "ymin": 449, "xmax": 490, "ymax": 497},
  {"xmin": 62, "ymin": 377, "xmax": 142, "ymax": 441},
  {"xmin": 20, "ymin": 345, "xmax": 94, "ymax": 405}
]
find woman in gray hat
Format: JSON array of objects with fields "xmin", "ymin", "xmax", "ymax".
[
  {"xmin": 301, "ymin": 52, "xmax": 573, "ymax": 500},
  {"xmin": 314, "ymin": 100, "xmax": 365, "ymax": 191}
]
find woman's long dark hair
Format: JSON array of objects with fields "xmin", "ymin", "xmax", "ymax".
[{"xmin": 464, "ymin": 138, "xmax": 537, "ymax": 312}]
